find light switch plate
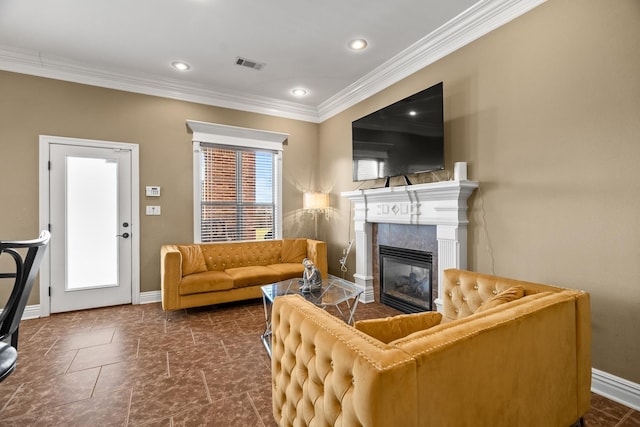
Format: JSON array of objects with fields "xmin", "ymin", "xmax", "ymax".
[{"xmin": 146, "ymin": 206, "xmax": 161, "ymax": 215}]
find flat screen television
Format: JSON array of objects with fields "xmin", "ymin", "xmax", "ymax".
[{"xmin": 352, "ymin": 82, "xmax": 444, "ymax": 183}]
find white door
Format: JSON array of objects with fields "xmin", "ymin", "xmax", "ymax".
[{"xmin": 49, "ymin": 143, "xmax": 133, "ymax": 312}]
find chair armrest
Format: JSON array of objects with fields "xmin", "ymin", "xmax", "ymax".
[
  {"xmin": 160, "ymin": 245, "xmax": 182, "ymax": 310},
  {"xmin": 306, "ymin": 239, "xmax": 328, "ymax": 279},
  {"xmin": 271, "ymin": 294, "xmax": 417, "ymax": 427}
]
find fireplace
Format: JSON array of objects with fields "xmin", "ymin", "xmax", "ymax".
[
  {"xmin": 341, "ymin": 163, "xmax": 478, "ymax": 311},
  {"xmin": 380, "ymin": 245, "xmax": 432, "ymax": 313}
]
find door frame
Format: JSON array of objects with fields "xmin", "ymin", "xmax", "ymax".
[{"xmin": 38, "ymin": 135, "xmax": 140, "ymax": 317}]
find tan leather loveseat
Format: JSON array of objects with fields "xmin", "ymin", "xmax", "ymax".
[
  {"xmin": 161, "ymin": 238, "xmax": 327, "ymax": 311},
  {"xmin": 271, "ymin": 269, "xmax": 591, "ymax": 427}
]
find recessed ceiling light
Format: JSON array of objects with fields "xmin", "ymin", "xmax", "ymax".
[
  {"xmin": 292, "ymin": 88, "xmax": 308, "ymax": 97},
  {"xmin": 349, "ymin": 39, "xmax": 368, "ymax": 50},
  {"xmin": 409, "ymin": 110, "xmax": 417, "ymax": 116},
  {"xmin": 171, "ymin": 61, "xmax": 191, "ymax": 71}
]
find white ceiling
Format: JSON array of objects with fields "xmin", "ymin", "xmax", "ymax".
[{"xmin": 0, "ymin": 0, "xmax": 544, "ymax": 122}]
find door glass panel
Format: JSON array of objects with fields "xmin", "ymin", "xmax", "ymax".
[{"xmin": 66, "ymin": 156, "xmax": 118, "ymax": 290}]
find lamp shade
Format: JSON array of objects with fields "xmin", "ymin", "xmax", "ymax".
[{"xmin": 303, "ymin": 192, "xmax": 329, "ymax": 210}]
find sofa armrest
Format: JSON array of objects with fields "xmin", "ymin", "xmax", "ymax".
[
  {"xmin": 161, "ymin": 245, "xmax": 182, "ymax": 310},
  {"xmin": 306, "ymin": 239, "xmax": 328, "ymax": 279},
  {"xmin": 272, "ymin": 294, "xmax": 417, "ymax": 427}
]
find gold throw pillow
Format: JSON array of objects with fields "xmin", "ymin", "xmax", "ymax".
[
  {"xmin": 355, "ymin": 311, "xmax": 443, "ymax": 344},
  {"xmin": 176, "ymin": 245, "xmax": 207, "ymax": 276},
  {"xmin": 475, "ymin": 285, "xmax": 525, "ymax": 313},
  {"xmin": 281, "ymin": 238, "xmax": 307, "ymax": 263}
]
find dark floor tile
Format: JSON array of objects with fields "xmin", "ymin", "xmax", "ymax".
[
  {"xmin": 34, "ymin": 387, "xmax": 132, "ymax": 426},
  {"xmin": 168, "ymin": 341, "xmax": 230, "ymax": 376},
  {"xmin": 222, "ymin": 333, "xmax": 268, "ymax": 361},
  {"xmin": 68, "ymin": 338, "xmax": 140, "ymax": 372},
  {"xmin": 590, "ymin": 393, "xmax": 635, "ymax": 420},
  {"xmin": 250, "ymin": 383, "xmax": 278, "ymax": 427},
  {"xmin": 127, "ymin": 369, "xmax": 211, "ymax": 426},
  {"xmin": 166, "ymin": 315, "xmax": 214, "ymax": 334},
  {"xmin": 48, "ymin": 327, "xmax": 116, "ymax": 353},
  {"xmin": 191, "ymin": 319, "xmax": 243, "ymax": 342},
  {"xmin": 1, "ymin": 367, "xmax": 100, "ymax": 419},
  {"xmin": 583, "ymin": 406, "xmax": 625, "ymax": 426},
  {"xmin": 112, "ymin": 321, "xmax": 167, "ymax": 342},
  {"xmin": 171, "ymin": 393, "xmax": 263, "ymax": 426},
  {"xmin": 94, "ymin": 352, "xmax": 169, "ymax": 395},
  {"xmin": 619, "ymin": 410, "xmax": 640, "ymax": 426},
  {"xmin": 201, "ymin": 356, "xmax": 271, "ymax": 402},
  {"xmin": 137, "ymin": 330, "xmax": 196, "ymax": 358},
  {"xmin": 1, "ymin": 348, "xmax": 77, "ymax": 388}
]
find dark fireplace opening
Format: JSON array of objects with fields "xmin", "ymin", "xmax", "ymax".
[{"xmin": 379, "ymin": 245, "xmax": 432, "ymax": 313}]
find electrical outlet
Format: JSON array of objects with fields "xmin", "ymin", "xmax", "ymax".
[{"xmin": 146, "ymin": 206, "xmax": 161, "ymax": 215}]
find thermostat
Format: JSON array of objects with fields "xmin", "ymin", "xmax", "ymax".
[{"xmin": 146, "ymin": 186, "xmax": 161, "ymax": 197}]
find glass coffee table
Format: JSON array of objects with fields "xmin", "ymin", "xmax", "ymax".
[{"xmin": 260, "ymin": 275, "xmax": 363, "ymax": 357}]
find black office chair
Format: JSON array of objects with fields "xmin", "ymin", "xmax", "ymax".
[{"xmin": 0, "ymin": 230, "xmax": 50, "ymax": 382}]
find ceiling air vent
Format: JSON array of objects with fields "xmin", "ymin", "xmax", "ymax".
[{"xmin": 235, "ymin": 57, "xmax": 266, "ymax": 71}]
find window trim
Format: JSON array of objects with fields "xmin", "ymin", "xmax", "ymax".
[{"xmin": 186, "ymin": 120, "xmax": 287, "ymax": 243}]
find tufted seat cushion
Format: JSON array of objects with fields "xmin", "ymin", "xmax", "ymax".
[
  {"xmin": 179, "ymin": 271, "xmax": 233, "ymax": 295},
  {"xmin": 225, "ymin": 266, "xmax": 280, "ymax": 288},
  {"xmin": 266, "ymin": 263, "xmax": 305, "ymax": 279}
]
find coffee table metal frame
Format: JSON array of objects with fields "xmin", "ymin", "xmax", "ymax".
[{"xmin": 260, "ymin": 275, "xmax": 363, "ymax": 357}]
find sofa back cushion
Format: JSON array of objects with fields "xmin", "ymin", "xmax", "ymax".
[
  {"xmin": 280, "ymin": 238, "xmax": 308, "ymax": 263},
  {"xmin": 176, "ymin": 245, "xmax": 207, "ymax": 276},
  {"xmin": 200, "ymin": 240, "xmax": 283, "ymax": 271},
  {"xmin": 442, "ymin": 269, "xmax": 564, "ymax": 322}
]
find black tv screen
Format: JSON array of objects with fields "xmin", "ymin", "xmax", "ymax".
[{"xmin": 352, "ymin": 82, "xmax": 444, "ymax": 181}]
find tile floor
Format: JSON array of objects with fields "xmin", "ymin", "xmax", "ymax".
[{"xmin": 0, "ymin": 299, "xmax": 638, "ymax": 426}]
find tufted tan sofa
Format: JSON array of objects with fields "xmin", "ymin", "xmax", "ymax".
[
  {"xmin": 161, "ymin": 238, "xmax": 327, "ymax": 311},
  {"xmin": 271, "ymin": 268, "xmax": 591, "ymax": 427}
]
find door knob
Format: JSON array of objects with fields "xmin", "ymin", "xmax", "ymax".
[{"xmin": 116, "ymin": 233, "xmax": 130, "ymax": 238}]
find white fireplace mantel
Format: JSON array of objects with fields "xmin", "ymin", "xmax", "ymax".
[{"xmin": 341, "ymin": 171, "xmax": 478, "ymax": 312}]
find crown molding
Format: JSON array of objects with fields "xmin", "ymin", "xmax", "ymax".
[
  {"xmin": 317, "ymin": 0, "xmax": 547, "ymax": 122},
  {"xmin": 0, "ymin": 0, "xmax": 545, "ymax": 124},
  {"xmin": 0, "ymin": 45, "xmax": 320, "ymax": 123}
]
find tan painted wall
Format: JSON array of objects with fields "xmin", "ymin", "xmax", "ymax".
[
  {"xmin": 0, "ymin": 71, "xmax": 319, "ymax": 301},
  {"xmin": 319, "ymin": 0, "xmax": 640, "ymax": 382},
  {"xmin": 1, "ymin": 0, "xmax": 638, "ymax": 385}
]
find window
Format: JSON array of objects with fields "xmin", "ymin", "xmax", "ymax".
[
  {"xmin": 187, "ymin": 120, "xmax": 287, "ymax": 243},
  {"xmin": 200, "ymin": 145, "xmax": 275, "ymax": 241}
]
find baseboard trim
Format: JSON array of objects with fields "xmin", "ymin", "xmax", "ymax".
[
  {"xmin": 591, "ymin": 368, "xmax": 640, "ymax": 411},
  {"xmin": 139, "ymin": 290, "xmax": 162, "ymax": 305},
  {"xmin": 22, "ymin": 304, "xmax": 42, "ymax": 320}
]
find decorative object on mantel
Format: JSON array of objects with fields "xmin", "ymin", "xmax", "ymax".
[
  {"xmin": 341, "ymin": 161, "xmax": 478, "ymax": 310},
  {"xmin": 454, "ymin": 161, "xmax": 467, "ymax": 180},
  {"xmin": 303, "ymin": 192, "xmax": 329, "ymax": 238},
  {"xmin": 301, "ymin": 258, "xmax": 322, "ymax": 293}
]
